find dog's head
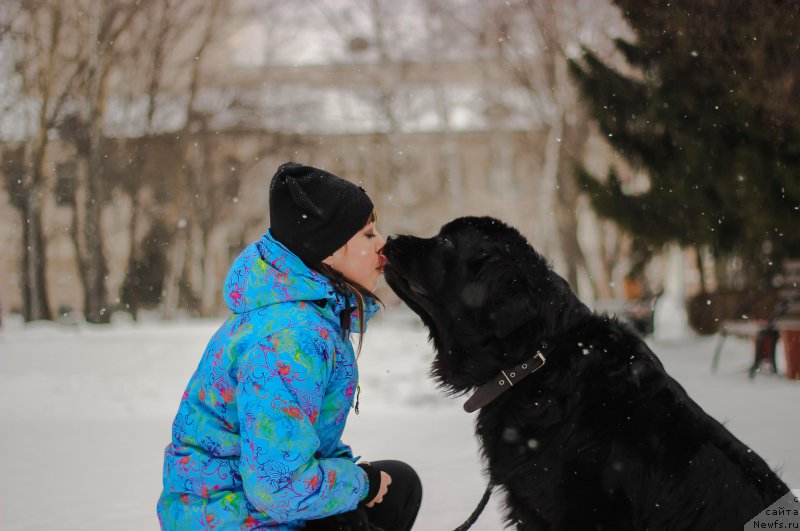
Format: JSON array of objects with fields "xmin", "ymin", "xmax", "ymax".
[{"xmin": 382, "ymin": 216, "xmax": 585, "ymax": 392}]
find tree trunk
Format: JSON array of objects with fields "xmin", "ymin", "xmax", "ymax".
[
  {"xmin": 695, "ymin": 246, "xmax": 707, "ymax": 293},
  {"xmin": 20, "ymin": 111, "xmax": 54, "ymax": 321},
  {"xmin": 75, "ymin": 35, "xmax": 111, "ymax": 324},
  {"xmin": 555, "ymin": 105, "xmax": 593, "ymax": 296},
  {"xmin": 713, "ymin": 252, "xmax": 731, "ymax": 291},
  {"xmin": 20, "ymin": 188, "xmax": 53, "ymax": 321},
  {"xmin": 595, "ymin": 222, "xmax": 623, "ymax": 299},
  {"xmin": 162, "ymin": 227, "xmax": 188, "ymax": 319},
  {"xmin": 197, "ymin": 224, "xmax": 219, "ymax": 317},
  {"xmin": 538, "ymin": 115, "xmax": 564, "ymax": 260},
  {"xmin": 594, "ymin": 225, "xmax": 620, "ymax": 300},
  {"xmin": 124, "ymin": 190, "xmax": 141, "ymax": 320},
  {"xmin": 16, "ymin": 51, "xmax": 57, "ymax": 322},
  {"xmin": 82, "ymin": 145, "xmax": 110, "ymax": 323}
]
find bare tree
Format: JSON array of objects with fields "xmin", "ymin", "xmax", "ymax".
[
  {"xmin": 111, "ymin": 0, "xmax": 211, "ymax": 320},
  {"xmin": 162, "ymin": 0, "xmax": 227, "ymax": 318},
  {"xmin": 58, "ymin": 1, "xmax": 142, "ymax": 323},
  {"xmin": 1, "ymin": 1, "xmax": 73, "ymax": 321},
  {"xmin": 307, "ymin": 0, "xmax": 463, "ymax": 232},
  {"xmin": 117, "ymin": 0, "xmax": 182, "ymax": 320},
  {"xmin": 451, "ymin": 0, "xmax": 626, "ymax": 298},
  {"xmin": 487, "ymin": 1, "xmax": 587, "ymax": 293},
  {"xmin": 34, "ymin": 0, "xmax": 224, "ymax": 322},
  {"xmin": 114, "ymin": 0, "xmax": 292, "ymax": 318}
]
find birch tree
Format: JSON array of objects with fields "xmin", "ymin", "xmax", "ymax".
[{"xmin": 487, "ymin": 0, "xmax": 623, "ymax": 296}]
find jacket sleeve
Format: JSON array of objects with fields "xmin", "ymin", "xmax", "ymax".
[
  {"xmin": 331, "ymin": 439, "xmax": 355, "ymax": 460},
  {"xmin": 237, "ymin": 326, "xmax": 369, "ymax": 522}
]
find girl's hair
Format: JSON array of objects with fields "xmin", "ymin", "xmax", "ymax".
[{"xmin": 312, "ymin": 210, "xmax": 381, "ymax": 359}]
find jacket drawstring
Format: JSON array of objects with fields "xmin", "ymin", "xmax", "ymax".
[{"xmin": 338, "ymin": 299, "xmax": 361, "ymax": 414}]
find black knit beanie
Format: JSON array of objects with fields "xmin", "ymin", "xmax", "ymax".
[{"xmin": 269, "ymin": 162, "xmax": 374, "ymax": 265}]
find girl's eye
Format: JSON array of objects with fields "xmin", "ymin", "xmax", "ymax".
[{"xmin": 366, "ymin": 232, "xmax": 376, "ymax": 239}]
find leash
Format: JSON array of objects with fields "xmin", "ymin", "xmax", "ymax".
[{"xmin": 453, "ymin": 482, "xmax": 494, "ymax": 531}]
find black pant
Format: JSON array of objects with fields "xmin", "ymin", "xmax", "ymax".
[{"xmin": 306, "ymin": 460, "xmax": 422, "ymax": 531}]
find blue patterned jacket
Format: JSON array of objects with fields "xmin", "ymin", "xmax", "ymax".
[{"xmin": 157, "ymin": 230, "xmax": 378, "ymax": 530}]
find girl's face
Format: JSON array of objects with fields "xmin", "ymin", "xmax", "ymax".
[{"xmin": 323, "ymin": 220, "xmax": 387, "ymax": 291}]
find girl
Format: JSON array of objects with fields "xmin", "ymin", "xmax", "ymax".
[{"xmin": 157, "ymin": 162, "xmax": 422, "ymax": 530}]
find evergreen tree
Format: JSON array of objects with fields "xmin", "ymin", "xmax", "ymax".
[{"xmin": 570, "ymin": 0, "xmax": 800, "ymax": 285}]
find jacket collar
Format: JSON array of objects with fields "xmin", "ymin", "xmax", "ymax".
[{"xmin": 223, "ymin": 230, "xmax": 378, "ymax": 333}]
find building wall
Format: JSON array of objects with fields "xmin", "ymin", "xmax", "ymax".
[{"xmin": 4, "ymin": 127, "xmax": 592, "ymax": 317}]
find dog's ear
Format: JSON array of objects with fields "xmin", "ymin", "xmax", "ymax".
[{"xmin": 484, "ymin": 266, "xmax": 537, "ymax": 339}]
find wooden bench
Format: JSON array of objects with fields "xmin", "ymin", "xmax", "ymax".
[{"xmin": 712, "ymin": 260, "xmax": 800, "ymax": 377}]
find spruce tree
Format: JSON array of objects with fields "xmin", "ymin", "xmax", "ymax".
[{"xmin": 570, "ymin": 0, "xmax": 800, "ymax": 285}]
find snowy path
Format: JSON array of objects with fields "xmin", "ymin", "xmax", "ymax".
[{"xmin": 1, "ymin": 309, "xmax": 797, "ymax": 530}]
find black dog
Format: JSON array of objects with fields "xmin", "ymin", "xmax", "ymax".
[{"xmin": 381, "ymin": 216, "xmax": 789, "ymax": 530}]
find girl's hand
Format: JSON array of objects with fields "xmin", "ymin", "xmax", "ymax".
[{"xmin": 365, "ymin": 471, "xmax": 392, "ymax": 507}]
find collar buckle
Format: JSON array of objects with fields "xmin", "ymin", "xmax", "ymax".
[{"xmin": 463, "ymin": 349, "xmax": 548, "ymax": 413}]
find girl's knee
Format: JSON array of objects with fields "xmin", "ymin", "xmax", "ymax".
[{"xmin": 372, "ymin": 460, "xmax": 422, "ymax": 500}]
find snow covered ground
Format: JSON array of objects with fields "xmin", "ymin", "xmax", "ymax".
[{"xmin": 1, "ymin": 308, "xmax": 798, "ymax": 530}]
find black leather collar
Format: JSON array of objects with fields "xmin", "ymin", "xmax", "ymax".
[{"xmin": 463, "ymin": 349, "xmax": 549, "ymax": 413}]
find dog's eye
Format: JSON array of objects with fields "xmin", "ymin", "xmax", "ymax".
[
  {"xmin": 471, "ymin": 252, "xmax": 491, "ymax": 267},
  {"xmin": 439, "ymin": 236, "xmax": 454, "ymax": 248}
]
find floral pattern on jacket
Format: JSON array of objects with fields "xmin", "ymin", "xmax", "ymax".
[{"xmin": 157, "ymin": 230, "xmax": 379, "ymax": 530}]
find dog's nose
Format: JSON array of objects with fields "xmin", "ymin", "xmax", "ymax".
[
  {"xmin": 381, "ymin": 235, "xmax": 398, "ymax": 259},
  {"xmin": 382, "ymin": 235, "xmax": 398, "ymax": 253}
]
